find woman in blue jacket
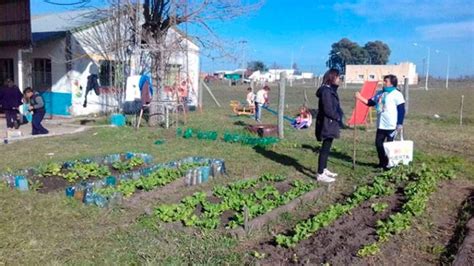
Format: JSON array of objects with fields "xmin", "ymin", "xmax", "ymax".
[{"xmin": 315, "ymin": 69, "xmax": 343, "ymax": 183}]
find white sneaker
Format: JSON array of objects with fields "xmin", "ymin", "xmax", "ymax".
[
  {"xmin": 324, "ymin": 168, "xmax": 338, "ymax": 178},
  {"xmin": 317, "ymin": 173, "xmax": 335, "ymax": 183}
]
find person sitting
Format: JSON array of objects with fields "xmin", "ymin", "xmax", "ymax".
[
  {"xmin": 23, "ymin": 87, "xmax": 49, "ymax": 135},
  {"xmin": 292, "ymin": 106, "xmax": 312, "ymax": 129}
]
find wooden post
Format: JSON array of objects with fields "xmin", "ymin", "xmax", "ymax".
[
  {"xmin": 303, "ymin": 89, "xmax": 308, "ymax": 107},
  {"xmin": 202, "ymin": 81, "xmax": 221, "ymax": 107},
  {"xmin": 403, "ymin": 77, "xmax": 409, "ymax": 114},
  {"xmin": 198, "ymin": 79, "xmax": 203, "ymax": 112},
  {"xmin": 278, "ymin": 72, "xmax": 287, "ymax": 139},
  {"xmin": 352, "ymin": 98, "xmax": 357, "ymax": 169},
  {"xmin": 244, "ymin": 205, "xmax": 250, "ymax": 234},
  {"xmin": 460, "ymin": 95, "xmax": 464, "ymax": 126}
]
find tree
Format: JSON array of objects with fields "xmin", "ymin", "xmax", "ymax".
[
  {"xmin": 247, "ymin": 60, "xmax": 266, "ymax": 72},
  {"xmin": 140, "ymin": 0, "xmax": 262, "ymax": 126},
  {"xmin": 364, "ymin": 41, "xmax": 391, "ymax": 65},
  {"xmin": 291, "ymin": 62, "xmax": 298, "ymax": 71},
  {"xmin": 327, "ymin": 38, "xmax": 368, "ymax": 73}
]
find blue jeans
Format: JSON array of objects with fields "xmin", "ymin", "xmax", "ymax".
[
  {"xmin": 255, "ymin": 103, "xmax": 263, "ymax": 121},
  {"xmin": 32, "ymin": 109, "xmax": 49, "ymax": 135}
]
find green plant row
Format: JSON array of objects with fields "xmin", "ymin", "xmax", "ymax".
[
  {"xmin": 95, "ymin": 162, "xmax": 207, "ymax": 198},
  {"xmin": 357, "ymin": 163, "xmax": 456, "ymax": 257},
  {"xmin": 38, "ymin": 161, "xmax": 111, "ymax": 183},
  {"xmin": 112, "ymin": 157, "xmax": 145, "ymax": 173},
  {"xmin": 154, "ymin": 173, "xmax": 315, "ymax": 230},
  {"xmin": 275, "ymin": 173, "xmax": 396, "ymax": 248}
]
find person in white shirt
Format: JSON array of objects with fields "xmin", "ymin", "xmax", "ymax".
[
  {"xmin": 246, "ymin": 87, "xmax": 255, "ymax": 107},
  {"xmin": 254, "ymin": 86, "xmax": 270, "ymax": 122},
  {"xmin": 355, "ymin": 74, "xmax": 406, "ymax": 169}
]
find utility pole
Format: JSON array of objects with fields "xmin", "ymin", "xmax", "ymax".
[
  {"xmin": 446, "ymin": 55, "xmax": 450, "ymax": 89},
  {"xmin": 425, "ymin": 47, "xmax": 430, "ymax": 91}
]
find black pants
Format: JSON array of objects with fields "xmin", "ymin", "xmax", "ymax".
[
  {"xmin": 375, "ymin": 129, "xmax": 395, "ymax": 168},
  {"xmin": 4, "ymin": 109, "xmax": 18, "ymax": 128},
  {"xmin": 318, "ymin": 138, "xmax": 333, "ymax": 174},
  {"xmin": 32, "ymin": 110, "xmax": 48, "ymax": 135}
]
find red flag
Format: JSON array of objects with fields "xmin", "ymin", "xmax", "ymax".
[{"xmin": 347, "ymin": 81, "xmax": 379, "ymax": 126}]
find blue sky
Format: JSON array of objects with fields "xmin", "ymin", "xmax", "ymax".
[{"xmin": 31, "ymin": 0, "xmax": 474, "ymax": 77}]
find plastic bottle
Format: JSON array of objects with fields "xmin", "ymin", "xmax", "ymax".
[
  {"xmin": 93, "ymin": 194, "xmax": 108, "ymax": 208},
  {"xmin": 15, "ymin": 176, "xmax": 28, "ymax": 191},
  {"xmin": 74, "ymin": 185, "xmax": 84, "ymax": 201},
  {"xmin": 65, "ymin": 186, "xmax": 75, "ymax": 197},
  {"xmin": 83, "ymin": 188, "xmax": 94, "ymax": 205},
  {"xmin": 106, "ymin": 176, "xmax": 117, "ymax": 187},
  {"xmin": 201, "ymin": 166, "xmax": 210, "ymax": 183},
  {"xmin": 196, "ymin": 168, "xmax": 202, "ymax": 184}
]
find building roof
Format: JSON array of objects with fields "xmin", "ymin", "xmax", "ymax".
[
  {"xmin": 31, "ymin": 9, "xmax": 198, "ymax": 47},
  {"xmin": 32, "ymin": 9, "xmax": 105, "ymax": 33},
  {"xmin": 31, "ymin": 9, "xmax": 106, "ymax": 43}
]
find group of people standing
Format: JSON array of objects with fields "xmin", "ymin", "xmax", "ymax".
[
  {"xmin": 0, "ymin": 79, "xmax": 49, "ymax": 136},
  {"xmin": 315, "ymin": 69, "xmax": 406, "ymax": 182}
]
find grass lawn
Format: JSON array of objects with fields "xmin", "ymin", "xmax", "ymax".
[{"xmin": 0, "ymin": 82, "xmax": 473, "ymax": 264}]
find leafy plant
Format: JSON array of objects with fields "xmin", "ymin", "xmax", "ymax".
[
  {"xmin": 28, "ymin": 179, "xmax": 43, "ymax": 191},
  {"xmin": 37, "ymin": 162, "xmax": 62, "ymax": 177},
  {"xmin": 371, "ymin": 202, "xmax": 389, "ymax": 213},
  {"xmin": 358, "ymin": 243, "xmax": 380, "ymax": 257}
]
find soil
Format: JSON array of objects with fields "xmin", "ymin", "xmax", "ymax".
[
  {"xmin": 452, "ymin": 190, "xmax": 474, "ymax": 265},
  {"xmin": 257, "ymin": 191, "xmax": 405, "ymax": 265},
  {"xmin": 32, "ymin": 175, "xmax": 72, "ymax": 193}
]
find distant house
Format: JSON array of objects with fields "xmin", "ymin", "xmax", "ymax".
[
  {"xmin": 345, "ymin": 62, "xmax": 418, "ymax": 85},
  {"xmin": 0, "ymin": 9, "xmax": 200, "ymax": 117}
]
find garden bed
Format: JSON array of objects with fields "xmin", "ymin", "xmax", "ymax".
[
  {"xmin": 257, "ymin": 191, "xmax": 405, "ymax": 264},
  {"xmin": 1, "ymin": 154, "xmax": 226, "ymax": 208},
  {"xmin": 251, "ymin": 163, "xmax": 459, "ymax": 264},
  {"xmin": 151, "ymin": 173, "xmax": 317, "ymax": 230}
]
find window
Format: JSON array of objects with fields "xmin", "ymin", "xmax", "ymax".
[
  {"xmin": 33, "ymin": 58, "xmax": 52, "ymax": 91},
  {"xmin": 358, "ymin": 74, "xmax": 364, "ymax": 79},
  {"xmin": 0, "ymin": 58, "xmax": 14, "ymax": 84},
  {"xmin": 369, "ymin": 74, "xmax": 375, "ymax": 79},
  {"xmin": 99, "ymin": 60, "xmax": 115, "ymax": 87}
]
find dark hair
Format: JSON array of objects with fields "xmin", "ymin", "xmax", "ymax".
[
  {"xmin": 23, "ymin": 87, "xmax": 33, "ymax": 94},
  {"xmin": 263, "ymin": 85, "xmax": 270, "ymax": 91},
  {"xmin": 383, "ymin": 74, "xmax": 398, "ymax": 87},
  {"xmin": 322, "ymin": 68, "xmax": 340, "ymax": 85},
  {"xmin": 247, "ymin": 87, "xmax": 252, "ymax": 91}
]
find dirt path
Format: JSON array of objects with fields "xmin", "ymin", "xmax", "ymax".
[{"xmin": 453, "ymin": 216, "xmax": 474, "ymax": 265}]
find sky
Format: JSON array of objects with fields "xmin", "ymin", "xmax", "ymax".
[{"xmin": 31, "ymin": 0, "xmax": 474, "ymax": 77}]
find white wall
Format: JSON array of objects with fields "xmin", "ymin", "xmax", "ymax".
[{"xmin": 31, "ymin": 38, "xmax": 69, "ymax": 92}]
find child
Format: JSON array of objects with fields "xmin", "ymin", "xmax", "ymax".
[
  {"xmin": 246, "ymin": 87, "xmax": 255, "ymax": 108},
  {"xmin": 254, "ymin": 85, "xmax": 270, "ymax": 122},
  {"xmin": 23, "ymin": 87, "xmax": 49, "ymax": 135},
  {"xmin": 292, "ymin": 106, "xmax": 312, "ymax": 129}
]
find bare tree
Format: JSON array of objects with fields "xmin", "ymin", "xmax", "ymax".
[
  {"xmin": 140, "ymin": 0, "xmax": 263, "ymax": 126},
  {"xmin": 45, "ymin": 0, "xmax": 263, "ymax": 125}
]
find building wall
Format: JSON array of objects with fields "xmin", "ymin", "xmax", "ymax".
[
  {"xmin": 0, "ymin": 46, "xmax": 19, "ymax": 84},
  {"xmin": 32, "ymin": 37, "xmax": 69, "ymax": 92},
  {"xmin": 345, "ymin": 62, "xmax": 418, "ymax": 85}
]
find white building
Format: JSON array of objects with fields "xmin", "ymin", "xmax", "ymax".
[
  {"xmin": 345, "ymin": 62, "xmax": 418, "ymax": 85},
  {"xmin": 0, "ymin": 9, "xmax": 200, "ymax": 117}
]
